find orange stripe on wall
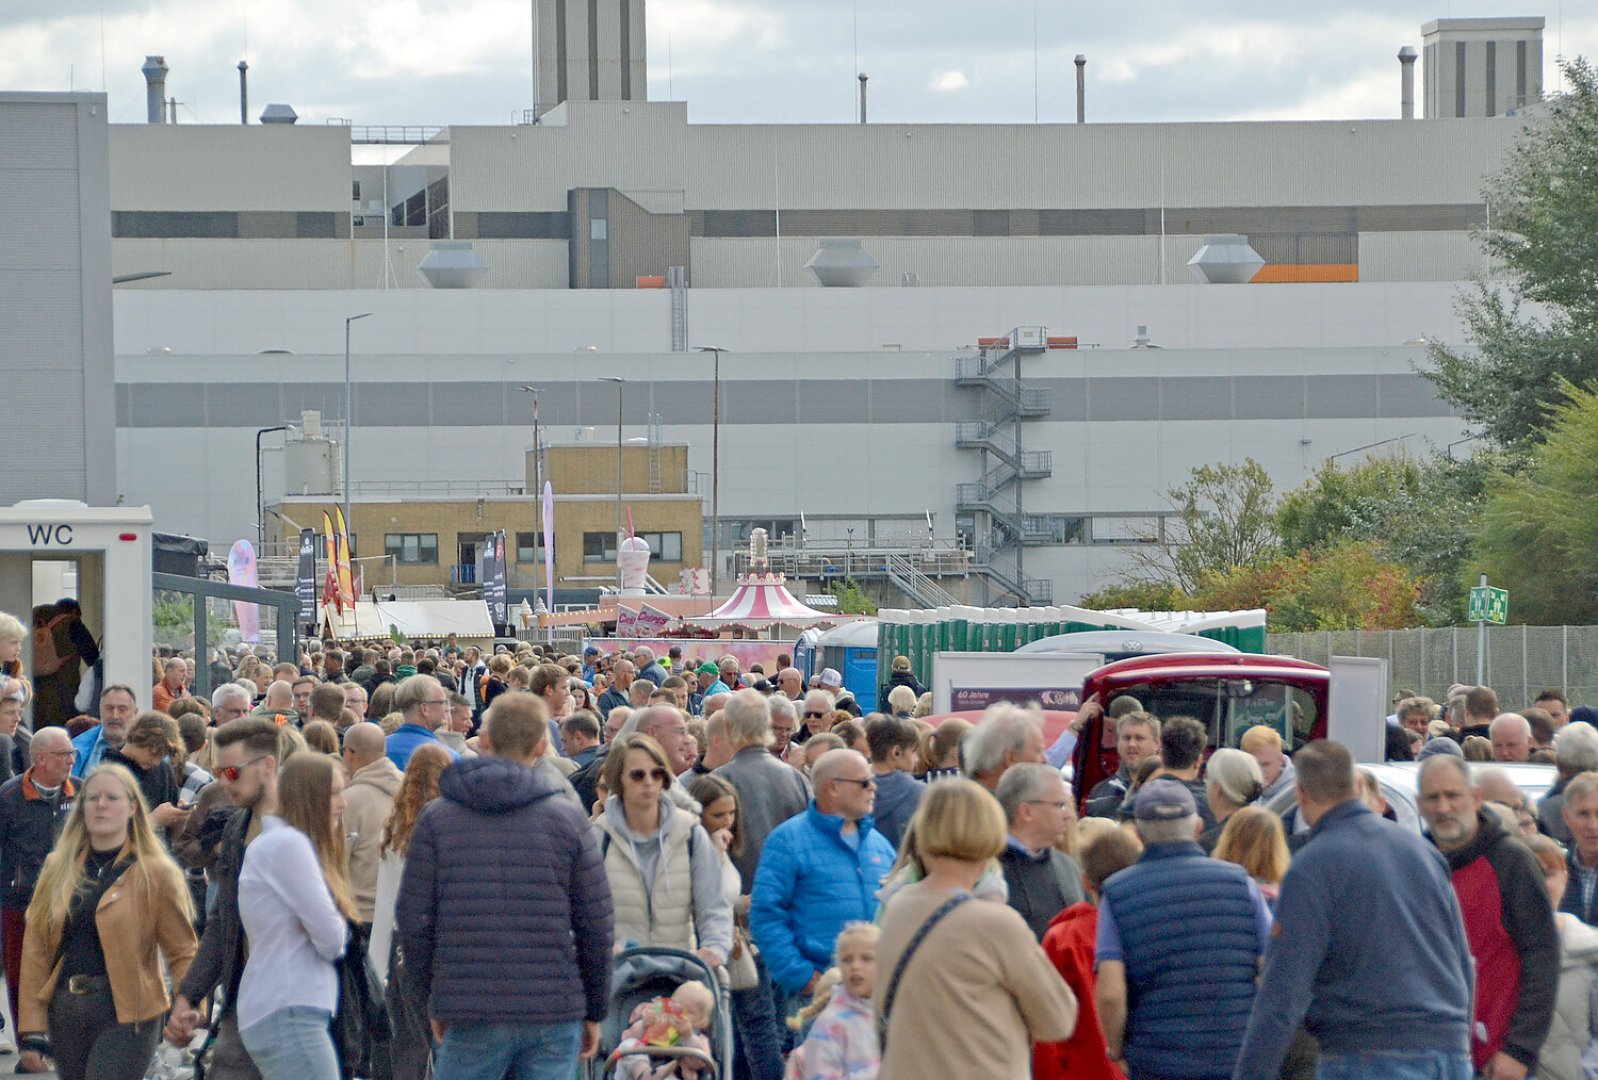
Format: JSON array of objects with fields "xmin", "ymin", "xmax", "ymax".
[{"xmin": 1251, "ymin": 264, "xmax": 1359, "ymax": 283}]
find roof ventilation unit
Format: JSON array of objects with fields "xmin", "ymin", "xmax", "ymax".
[
  {"xmin": 1187, "ymin": 234, "xmax": 1265, "ymax": 284},
  {"xmin": 259, "ymin": 103, "xmax": 298, "ymax": 124},
  {"xmin": 417, "ymin": 241, "xmax": 489, "ymax": 289},
  {"xmin": 805, "ymin": 238, "xmax": 879, "ymax": 287}
]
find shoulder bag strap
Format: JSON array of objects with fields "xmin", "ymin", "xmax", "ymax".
[{"xmin": 878, "ymin": 894, "xmax": 971, "ymax": 1051}]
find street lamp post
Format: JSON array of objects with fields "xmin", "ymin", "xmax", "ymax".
[
  {"xmin": 517, "ymin": 385, "xmax": 544, "ymax": 496},
  {"xmin": 695, "ymin": 346, "xmax": 727, "ymax": 596},
  {"xmin": 599, "ymin": 377, "xmax": 625, "ymax": 590},
  {"xmin": 343, "ymin": 313, "xmax": 373, "ymax": 545}
]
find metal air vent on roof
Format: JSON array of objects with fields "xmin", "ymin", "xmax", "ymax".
[
  {"xmin": 806, "ymin": 239, "xmax": 879, "ymax": 287},
  {"xmin": 259, "ymin": 103, "xmax": 298, "ymax": 124},
  {"xmin": 417, "ymin": 241, "xmax": 489, "ymax": 289},
  {"xmin": 1187, "ymin": 235, "xmax": 1265, "ymax": 284}
]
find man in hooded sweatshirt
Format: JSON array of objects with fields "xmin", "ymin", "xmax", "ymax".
[
  {"xmin": 339, "ymin": 722, "xmax": 403, "ymax": 924},
  {"xmin": 397, "ymin": 688, "xmax": 613, "ymax": 1077}
]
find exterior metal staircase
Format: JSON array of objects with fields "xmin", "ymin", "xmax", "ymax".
[{"xmin": 953, "ymin": 326, "xmax": 1066, "ymax": 607}]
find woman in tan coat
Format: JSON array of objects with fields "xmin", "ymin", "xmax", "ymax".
[
  {"xmin": 874, "ymin": 778, "xmax": 1077, "ymax": 1080},
  {"xmin": 17, "ymin": 763, "xmax": 196, "ymax": 1080}
]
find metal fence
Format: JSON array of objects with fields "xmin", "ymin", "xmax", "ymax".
[{"xmin": 1267, "ymin": 625, "xmax": 1598, "ymax": 708}]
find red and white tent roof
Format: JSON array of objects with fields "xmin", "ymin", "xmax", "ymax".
[{"xmin": 695, "ymin": 573, "xmax": 834, "ymax": 626}]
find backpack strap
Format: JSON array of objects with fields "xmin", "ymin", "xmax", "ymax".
[{"xmin": 878, "ymin": 894, "xmax": 971, "ymax": 1052}]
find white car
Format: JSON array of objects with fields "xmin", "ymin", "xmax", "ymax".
[{"xmin": 1263, "ymin": 760, "xmax": 1557, "ymax": 834}]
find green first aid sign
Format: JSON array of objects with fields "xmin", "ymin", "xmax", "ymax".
[{"xmin": 1469, "ymin": 585, "xmax": 1509, "ymax": 625}]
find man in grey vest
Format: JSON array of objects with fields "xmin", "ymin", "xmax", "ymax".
[{"xmin": 1097, "ymin": 779, "xmax": 1271, "ymax": 1079}]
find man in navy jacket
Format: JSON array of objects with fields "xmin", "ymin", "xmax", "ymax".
[
  {"xmin": 398, "ymin": 693, "xmax": 613, "ymax": 1076},
  {"xmin": 1234, "ymin": 741, "xmax": 1475, "ymax": 1080}
]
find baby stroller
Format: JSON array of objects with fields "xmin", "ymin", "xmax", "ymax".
[{"xmin": 592, "ymin": 946, "xmax": 733, "ymax": 1080}]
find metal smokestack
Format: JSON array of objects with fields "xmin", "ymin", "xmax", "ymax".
[
  {"xmin": 858, "ymin": 72, "xmax": 868, "ymax": 124},
  {"xmin": 1075, "ymin": 54, "xmax": 1086, "ymax": 123},
  {"xmin": 141, "ymin": 55, "xmax": 168, "ymax": 124},
  {"xmin": 1399, "ymin": 46, "xmax": 1417, "ymax": 119},
  {"xmin": 238, "ymin": 60, "xmax": 249, "ymax": 124}
]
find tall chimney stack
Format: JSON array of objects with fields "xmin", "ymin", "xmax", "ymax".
[
  {"xmin": 1398, "ymin": 46, "xmax": 1417, "ymax": 119},
  {"xmin": 858, "ymin": 72, "xmax": 868, "ymax": 124},
  {"xmin": 238, "ymin": 60, "xmax": 249, "ymax": 124},
  {"xmin": 1075, "ymin": 54, "xmax": 1087, "ymax": 123},
  {"xmin": 142, "ymin": 55, "xmax": 168, "ymax": 124}
]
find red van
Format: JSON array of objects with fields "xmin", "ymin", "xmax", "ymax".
[{"xmin": 1071, "ymin": 653, "xmax": 1330, "ymax": 813}]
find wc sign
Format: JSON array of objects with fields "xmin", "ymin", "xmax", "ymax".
[{"xmin": 25, "ymin": 524, "xmax": 74, "ymax": 545}]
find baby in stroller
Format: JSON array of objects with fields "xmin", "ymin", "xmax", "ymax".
[{"xmin": 610, "ymin": 980, "xmax": 717, "ymax": 1080}]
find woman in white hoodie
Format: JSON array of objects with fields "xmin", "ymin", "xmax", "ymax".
[{"xmin": 1527, "ymin": 833, "xmax": 1598, "ymax": 1080}]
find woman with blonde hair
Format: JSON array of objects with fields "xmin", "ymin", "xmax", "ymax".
[
  {"xmin": 1212, "ymin": 806, "xmax": 1290, "ymax": 904},
  {"xmin": 0, "ymin": 610, "xmax": 32, "ymax": 704},
  {"xmin": 17, "ymin": 764, "xmax": 196, "ymax": 1080},
  {"xmin": 885, "ymin": 685, "xmax": 917, "ymax": 720},
  {"xmin": 236, "ymin": 753, "xmax": 353, "ymax": 1079},
  {"xmin": 874, "ymin": 779, "xmax": 1076, "ymax": 1079},
  {"xmin": 919, "ymin": 718, "xmax": 969, "ymax": 780},
  {"xmin": 370, "ymin": 743, "xmax": 452, "ymax": 1080}
]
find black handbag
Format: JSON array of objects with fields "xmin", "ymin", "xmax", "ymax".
[{"xmin": 331, "ymin": 921, "xmax": 392, "ymax": 1079}]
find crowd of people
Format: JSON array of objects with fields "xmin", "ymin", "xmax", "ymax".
[{"xmin": 0, "ymin": 618, "xmax": 1592, "ymax": 1080}]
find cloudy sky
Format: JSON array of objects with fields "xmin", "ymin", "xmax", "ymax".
[{"xmin": 2, "ymin": 1, "xmax": 1592, "ymax": 128}]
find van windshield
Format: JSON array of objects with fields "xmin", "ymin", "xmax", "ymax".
[{"xmin": 1113, "ymin": 677, "xmax": 1320, "ymax": 752}]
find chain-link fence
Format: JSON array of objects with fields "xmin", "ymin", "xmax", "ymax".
[{"xmin": 1268, "ymin": 625, "xmax": 1598, "ymax": 708}]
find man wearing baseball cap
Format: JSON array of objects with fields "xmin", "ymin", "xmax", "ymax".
[
  {"xmin": 1094, "ymin": 779, "xmax": 1272, "ymax": 1079},
  {"xmin": 817, "ymin": 668, "xmax": 862, "ymax": 716},
  {"xmin": 691, "ymin": 663, "xmax": 729, "ymax": 715}
]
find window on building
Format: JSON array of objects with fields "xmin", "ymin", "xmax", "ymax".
[
  {"xmin": 385, "ymin": 533, "xmax": 438, "ymax": 565},
  {"xmin": 516, "ymin": 531, "xmax": 548, "ymax": 564},
  {"xmin": 582, "ymin": 531, "xmax": 683, "ymax": 563}
]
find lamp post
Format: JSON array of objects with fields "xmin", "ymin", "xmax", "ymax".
[
  {"xmin": 695, "ymin": 346, "xmax": 727, "ymax": 596},
  {"xmin": 343, "ymin": 313, "xmax": 373, "ymax": 543},
  {"xmin": 517, "ymin": 385, "xmax": 544, "ymax": 497},
  {"xmin": 599, "ymin": 376, "xmax": 625, "ymax": 590}
]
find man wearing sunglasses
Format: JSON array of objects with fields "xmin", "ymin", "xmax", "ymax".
[
  {"xmin": 750, "ymin": 748, "xmax": 894, "ymax": 1023},
  {"xmin": 166, "ymin": 718, "xmax": 281, "ymax": 1078}
]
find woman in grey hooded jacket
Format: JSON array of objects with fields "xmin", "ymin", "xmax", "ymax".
[
  {"xmin": 595, "ymin": 734, "xmax": 733, "ymax": 970},
  {"xmin": 1529, "ymin": 833, "xmax": 1598, "ymax": 1080}
]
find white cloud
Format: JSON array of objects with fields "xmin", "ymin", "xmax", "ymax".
[{"xmin": 930, "ymin": 69, "xmax": 969, "ymax": 91}]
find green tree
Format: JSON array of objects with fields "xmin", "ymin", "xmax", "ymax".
[
  {"xmin": 1121, "ymin": 460, "xmax": 1279, "ymax": 593},
  {"xmin": 1077, "ymin": 580, "xmax": 1191, "ymax": 612},
  {"xmin": 1425, "ymin": 58, "xmax": 1598, "ymax": 447},
  {"xmin": 1277, "ymin": 455, "xmax": 1423, "ymax": 553},
  {"xmin": 1472, "ymin": 381, "xmax": 1598, "ymax": 623}
]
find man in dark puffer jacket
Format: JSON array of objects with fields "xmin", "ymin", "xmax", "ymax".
[{"xmin": 398, "ymin": 693, "xmax": 613, "ymax": 1075}]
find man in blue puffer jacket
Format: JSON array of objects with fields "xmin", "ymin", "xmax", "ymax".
[{"xmin": 750, "ymin": 748, "xmax": 894, "ymax": 1004}]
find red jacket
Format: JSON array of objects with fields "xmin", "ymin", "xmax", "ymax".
[{"xmin": 1033, "ymin": 902, "xmax": 1124, "ymax": 1080}]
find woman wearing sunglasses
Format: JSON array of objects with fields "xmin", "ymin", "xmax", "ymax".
[{"xmin": 596, "ymin": 734, "xmax": 732, "ymax": 973}]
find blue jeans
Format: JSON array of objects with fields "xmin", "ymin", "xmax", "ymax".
[
  {"xmin": 433, "ymin": 1018, "xmax": 582, "ymax": 1080},
  {"xmin": 731, "ymin": 960, "xmax": 785, "ymax": 1080},
  {"xmin": 1316, "ymin": 1049, "xmax": 1472, "ymax": 1080},
  {"xmin": 238, "ymin": 1006, "xmax": 339, "ymax": 1080}
]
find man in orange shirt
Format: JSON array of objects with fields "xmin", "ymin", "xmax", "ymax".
[{"xmin": 152, "ymin": 656, "xmax": 188, "ymax": 713}]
